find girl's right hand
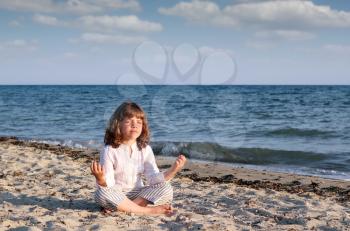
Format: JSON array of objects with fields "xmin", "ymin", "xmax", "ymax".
[{"xmin": 90, "ymin": 160, "xmax": 105, "ymax": 180}]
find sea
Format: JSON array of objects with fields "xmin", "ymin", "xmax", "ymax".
[{"xmin": 1, "ymin": 85, "xmax": 349, "ymax": 180}]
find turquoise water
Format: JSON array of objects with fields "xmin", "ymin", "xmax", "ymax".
[{"xmin": 0, "ymin": 85, "xmax": 349, "ymax": 179}]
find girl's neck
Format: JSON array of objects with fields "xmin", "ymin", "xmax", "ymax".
[{"xmin": 122, "ymin": 139, "xmax": 137, "ymax": 146}]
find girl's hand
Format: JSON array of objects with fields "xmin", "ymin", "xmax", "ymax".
[
  {"xmin": 172, "ymin": 154, "xmax": 187, "ymax": 173},
  {"xmin": 90, "ymin": 160, "xmax": 105, "ymax": 182},
  {"xmin": 164, "ymin": 154, "xmax": 187, "ymax": 181}
]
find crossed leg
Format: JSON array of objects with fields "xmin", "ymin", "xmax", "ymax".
[{"xmin": 133, "ymin": 196, "xmax": 150, "ymax": 207}]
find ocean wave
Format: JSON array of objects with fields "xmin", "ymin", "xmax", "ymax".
[
  {"xmin": 265, "ymin": 127, "xmax": 336, "ymax": 138},
  {"xmin": 151, "ymin": 141, "xmax": 329, "ymax": 166},
  {"xmin": 20, "ymin": 137, "xmax": 330, "ymax": 167},
  {"xmin": 22, "ymin": 138, "xmax": 102, "ymax": 149}
]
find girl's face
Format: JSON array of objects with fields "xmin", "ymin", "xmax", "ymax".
[{"xmin": 119, "ymin": 116, "xmax": 143, "ymax": 142}]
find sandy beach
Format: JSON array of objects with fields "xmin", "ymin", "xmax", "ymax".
[{"xmin": 0, "ymin": 137, "xmax": 349, "ymax": 230}]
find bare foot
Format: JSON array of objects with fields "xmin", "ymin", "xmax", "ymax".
[
  {"xmin": 101, "ymin": 207, "xmax": 113, "ymax": 215},
  {"xmin": 151, "ymin": 204, "xmax": 174, "ymax": 216}
]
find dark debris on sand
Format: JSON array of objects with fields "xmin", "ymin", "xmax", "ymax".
[
  {"xmin": 178, "ymin": 172, "xmax": 350, "ymax": 203},
  {"xmin": 0, "ymin": 136, "xmax": 99, "ymax": 163}
]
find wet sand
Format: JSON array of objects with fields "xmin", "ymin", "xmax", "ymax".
[{"xmin": 1, "ymin": 137, "xmax": 349, "ymax": 230}]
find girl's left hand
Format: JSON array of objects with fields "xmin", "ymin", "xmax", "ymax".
[
  {"xmin": 164, "ymin": 154, "xmax": 187, "ymax": 181},
  {"xmin": 172, "ymin": 154, "xmax": 187, "ymax": 172}
]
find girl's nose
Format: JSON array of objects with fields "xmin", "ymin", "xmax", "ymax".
[{"xmin": 131, "ymin": 120, "xmax": 137, "ymax": 127}]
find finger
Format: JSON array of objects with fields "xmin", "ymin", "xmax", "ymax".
[
  {"xmin": 90, "ymin": 162, "xmax": 94, "ymax": 174},
  {"xmin": 96, "ymin": 163, "xmax": 100, "ymax": 172},
  {"xmin": 93, "ymin": 161, "xmax": 98, "ymax": 173},
  {"xmin": 97, "ymin": 163, "xmax": 103, "ymax": 173},
  {"xmin": 166, "ymin": 206, "xmax": 173, "ymax": 214},
  {"xmin": 91, "ymin": 161, "xmax": 96, "ymax": 173}
]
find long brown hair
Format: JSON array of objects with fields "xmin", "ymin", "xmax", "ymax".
[{"xmin": 104, "ymin": 101, "xmax": 150, "ymax": 150}]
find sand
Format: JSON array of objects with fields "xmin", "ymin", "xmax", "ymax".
[{"xmin": 0, "ymin": 137, "xmax": 349, "ymax": 230}]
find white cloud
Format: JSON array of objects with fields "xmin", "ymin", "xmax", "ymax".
[
  {"xmin": 0, "ymin": 39, "xmax": 38, "ymax": 52},
  {"xmin": 323, "ymin": 44, "xmax": 350, "ymax": 54},
  {"xmin": 75, "ymin": 33, "xmax": 146, "ymax": 44},
  {"xmin": 33, "ymin": 14, "xmax": 61, "ymax": 26},
  {"xmin": 63, "ymin": 52, "xmax": 79, "ymax": 58},
  {"xmin": 159, "ymin": 0, "xmax": 220, "ymax": 22},
  {"xmin": 61, "ymin": 0, "xmax": 102, "ymax": 14},
  {"xmin": 255, "ymin": 30, "xmax": 315, "ymax": 41},
  {"xmin": 0, "ymin": 0, "xmax": 57, "ymax": 13},
  {"xmin": 198, "ymin": 46, "xmax": 234, "ymax": 56},
  {"xmin": 92, "ymin": 0, "xmax": 141, "ymax": 12},
  {"xmin": 0, "ymin": 0, "xmax": 140, "ymax": 14},
  {"xmin": 78, "ymin": 15, "xmax": 162, "ymax": 32},
  {"xmin": 32, "ymin": 14, "xmax": 162, "ymax": 33},
  {"xmin": 8, "ymin": 20, "xmax": 21, "ymax": 27},
  {"xmin": 245, "ymin": 40, "xmax": 275, "ymax": 50},
  {"xmin": 246, "ymin": 29, "xmax": 315, "ymax": 50},
  {"xmin": 223, "ymin": 0, "xmax": 350, "ymax": 28},
  {"xmin": 159, "ymin": 0, "xmax": 350, "ymax": 29},
  {"xmin": 7, "ymin": 39, "xmax": 37, "ymax": 50},
  {"xmin": 90, "ymin": 46, "xmax": 101, "ymax": 52},
  {"xmin": 159, "ymin": 0, "xmax": 237, "ymax": 27}
]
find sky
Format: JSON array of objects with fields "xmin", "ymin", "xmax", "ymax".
[{"xmin": 0, "ymin": 0, "xmax": 350, "ymax": 85}]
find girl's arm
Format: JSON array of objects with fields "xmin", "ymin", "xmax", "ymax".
[
  {"xmin": 163, "ymin": 155, "xmax": 187, "ymax": 181},
  {"xmin": 91, "ymin": 146, "xmax": 116, "ymax": 188},
  {"xmin": 143, "ymin": 146, "xmax": 186, "ymax": 183},
  {"xmin": 143, "ymin": 146, "xmax": 165, "ymax": 185}
]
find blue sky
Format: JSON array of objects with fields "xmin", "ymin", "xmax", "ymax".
[{"xmin": 0, "ymin": 0, "xmax": 350, "ymax": 84}]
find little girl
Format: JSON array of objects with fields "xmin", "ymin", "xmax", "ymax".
[{"xmin": 91, "ymin": 101, "xmax": 186, "ymax": 216}]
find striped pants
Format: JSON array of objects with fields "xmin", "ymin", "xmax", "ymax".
[{"xmin": 94, "ymin": 182, "xmax": 173, "ymax": 211}]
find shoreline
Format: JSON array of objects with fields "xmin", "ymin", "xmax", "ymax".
[
  {"xmin": 1, "ymin": 136, "xmax": 350, "ymax": 230},
  {"xmin": 1, "ymin": 136, "xmax": 350, "ymax": 203},
  {"xmin": 7, "ymin": 136, "xmax": 350, "ymax": 181}
]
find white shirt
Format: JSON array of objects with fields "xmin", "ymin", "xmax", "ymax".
[{"xmin": 98, "ymin": 142, "xmax": 165, "ymax": 191}]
